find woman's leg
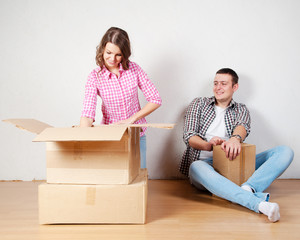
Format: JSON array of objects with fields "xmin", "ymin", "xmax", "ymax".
[{"xmin": 140, "ymin": 135, "xmax": 147, "ymax": 168}]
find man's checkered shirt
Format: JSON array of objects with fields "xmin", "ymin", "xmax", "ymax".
[{"xmin": 180, "ymin": 97, "xmax": 251, "ymax": 176}]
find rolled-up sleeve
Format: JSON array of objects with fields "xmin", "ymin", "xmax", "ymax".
[
  {"xmin": 81, "ymin": 71, "xmax": 98, "ymax": 120},
  {"xmin": 136, "ymin": 63, "xmax": 162, "ymax": 105},
  {"xmin": 234, "ymin": 104, "xmax": 251, "ymax": 137},
  {"xmin": 183, "ymin": 98, "xmax": 205, "ymax": 146}
]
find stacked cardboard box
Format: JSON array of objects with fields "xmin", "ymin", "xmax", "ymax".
[
  {"xmin": 39, "ymin": 169, "xmax": 148, "ymax": 224},
  {"xmin": 4, "ymin": 119, "xmax": 174, "ymax": 224}
]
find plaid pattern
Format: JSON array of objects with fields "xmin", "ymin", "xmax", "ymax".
[
  {"xmin": 81, "ymin": 62, "xmax": 162, "ymax": 136},
  {"xmin": 180, "ymin": 97, "xmax": 251, "ymax": 176}
]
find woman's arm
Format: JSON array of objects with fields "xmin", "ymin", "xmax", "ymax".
[
  {"xmin": 80, "ymin": 117, "xmax": 94, "ymax": 127},
  {"xmin": 115, "ymin": 102, "xmax": 160, "ymax": 124},
  {"xmin": 80, "ymin": 70, "xmax": 98, "ymax": 127}
]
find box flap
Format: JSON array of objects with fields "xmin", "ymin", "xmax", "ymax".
[
  {"xmin": 92, "ymin": 123, "xmax": 175, "ymax": 129},
  {"xmin": 127, "ymin": 123, "xmax": 175, "ymax": 129},
  {"xmin": 33, "ymin": 125, "xmax": 128, "ymax": 142},
  {"xmin": 2, "ymin": 119, "xmax": 53, "ymax": 134}
]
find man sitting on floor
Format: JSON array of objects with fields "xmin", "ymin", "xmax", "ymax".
[{"xmin": 180, "ymin": 68, "xmax": 294, "ymax": 222}]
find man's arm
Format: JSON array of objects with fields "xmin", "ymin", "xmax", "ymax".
[
  {"xmin": 221, "ymin": 125, "xmax": 247, "ymax": 160},
  {"xmin": 221, "ymin": 102, "xmax": 251, "ymax": 160},
  {"xmin": 183, "ymin": 98, "xmax": 203, "ymax": 145},
  {"xmin": 184, "ymin": 98, "xmax": 226, "ymax": 151},
  {"xmin": 189, "ymin": 136, "xmax": 225, "ymax": 151}
]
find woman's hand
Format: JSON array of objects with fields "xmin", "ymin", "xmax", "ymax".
[{"xmin": 80, "ymin": 117, "xmax": 94, "ymax": 127}]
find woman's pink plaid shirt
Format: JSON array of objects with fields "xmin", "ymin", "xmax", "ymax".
[{"xmin": 81, "ymin": 62, "xmax": 162, "ymax": 135}]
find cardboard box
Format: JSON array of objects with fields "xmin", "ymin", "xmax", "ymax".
[
  {"xmin": 3, "ymin": 119, "xmax": 174, "ymax": 185},
  {"xmin": 213, "ymin": 143, "xmax": 256, "ymax": 186},
  {"xmin": 39, "ymin": 169, "xmax": 148, "ymax": 224}
]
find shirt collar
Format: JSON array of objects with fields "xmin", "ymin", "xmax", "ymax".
[
  {"xmin": 119, "ymin": 63, "xmax": 124, "ymax": 73},
  {"xmin": 100, "ymin": 63, "xmax": 124, "ymax": 79},
  {"xmin": 210, "ymin": 96, "xmax": 236, "ymax": 108},
  {"xmin": 228, "ymin": 99, "xmax": 236, "ymax": 107}
]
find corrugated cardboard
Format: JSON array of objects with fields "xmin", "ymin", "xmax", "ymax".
[
  {"xmin": 213, "ymin": 143, "xmax": 256, "ymax": 186},
  {"xmin": 39, "ymin": 169, "xmax": 148, "ymax": 224},
  {"xmin": 3, "ymin": 119, "xmax": 174, "ymax": 184},
  {"xmin": 45, "ymin": 127, "xmax": 141, "ymax": 184},
  {"xmin": 2, "ymin": 119, "xmax": 53, "ymax": 134}
]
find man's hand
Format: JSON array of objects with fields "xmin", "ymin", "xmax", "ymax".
[
  {"xmin": 209, "ymin": 136, "xmax": 225, "ymax": 147},
  {"xmin": 221, "ymin": 137, "xmax": 241, "ymax": 160},
  {"xmin": 202, "ymin": 137, "xmax": 225, "ymax": 151},
  {"xmin": 188, "ymin": 136, "xmax": 222, "ymax": 151}
]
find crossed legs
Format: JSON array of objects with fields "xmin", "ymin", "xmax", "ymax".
[{"xmin": 189, "ymin": 145, "xmax": 294, "ymax": 222}]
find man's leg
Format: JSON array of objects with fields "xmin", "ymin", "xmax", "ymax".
[
  {"xmin": 189, "ymin": 159, "xmax": 281, "ymax": 222},
  {"xmin": 242, "ymin": 145, "xmax": 294, "ymax": 193},
  {"xmin": 189, "ymin": 159, "xmax": 262, "ymax": 213}
]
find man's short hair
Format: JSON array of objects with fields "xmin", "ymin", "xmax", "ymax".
[{"xmin": 216, "ymin": 68, "xmax": 239, "ymax": 85}]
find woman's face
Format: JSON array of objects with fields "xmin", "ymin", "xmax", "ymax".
[{"xmin": 103, "ymin": 42, "xmax": 123, "ymax": 70}]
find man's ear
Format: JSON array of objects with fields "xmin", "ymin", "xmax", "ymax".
[{"xmin": 233, "ymin": 83, "xmax": 239, "ymax": 92}]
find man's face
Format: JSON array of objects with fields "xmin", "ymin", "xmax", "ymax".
[{"xmin": 213, "ymin": 73, "xmax": 238, "ymax": 104}]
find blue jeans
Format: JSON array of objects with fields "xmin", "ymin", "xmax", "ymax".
[
  {"xmin": 189, "ymin": 145, "xmax": 294, "ymax": 213},
  {"xmin": 140, "ymin": 135, "xmax": 147, "ymax": 168}
]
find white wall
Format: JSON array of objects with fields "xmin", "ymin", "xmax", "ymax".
[{"xmin": 0, "ymin": 0, "xmax": 299, "ymax": 180}]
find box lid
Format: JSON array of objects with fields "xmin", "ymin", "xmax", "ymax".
[{"xmin": 2, "ymin": 119, "xmax": 53, "ymax": 134}]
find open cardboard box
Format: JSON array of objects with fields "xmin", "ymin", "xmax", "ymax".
[
  {"xmin": 3, "ymin": 119, "xmax": 174, "ymax": 185},
  {"xmin": 213, "ymin": 143, "xmax": 256, "ymax": 186},
  {"xmin": 39, "ymin": 168, "xmax": 148, "ymax": 224}
]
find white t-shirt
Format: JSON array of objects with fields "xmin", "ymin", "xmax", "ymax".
[{"xmin": 199, "ymin": 105, "xmax": 229, "ymax": 160}]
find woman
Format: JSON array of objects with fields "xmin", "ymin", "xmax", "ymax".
[{"xmin": 80, "ymin": 27, "xmax": 162, "ymax": 168}]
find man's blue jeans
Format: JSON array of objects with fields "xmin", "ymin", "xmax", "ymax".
[
  {"xmin": 189, "ymin": 145, "xmax": 294, "ymax": 213},
  {"xmin": 140, "ymin": 134, "xmax": 147, "ymax": 168}
]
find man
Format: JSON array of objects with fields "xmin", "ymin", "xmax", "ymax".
[{"xmin": 180, "ymin": 68, "xmax": 294, "ymax": 222}]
